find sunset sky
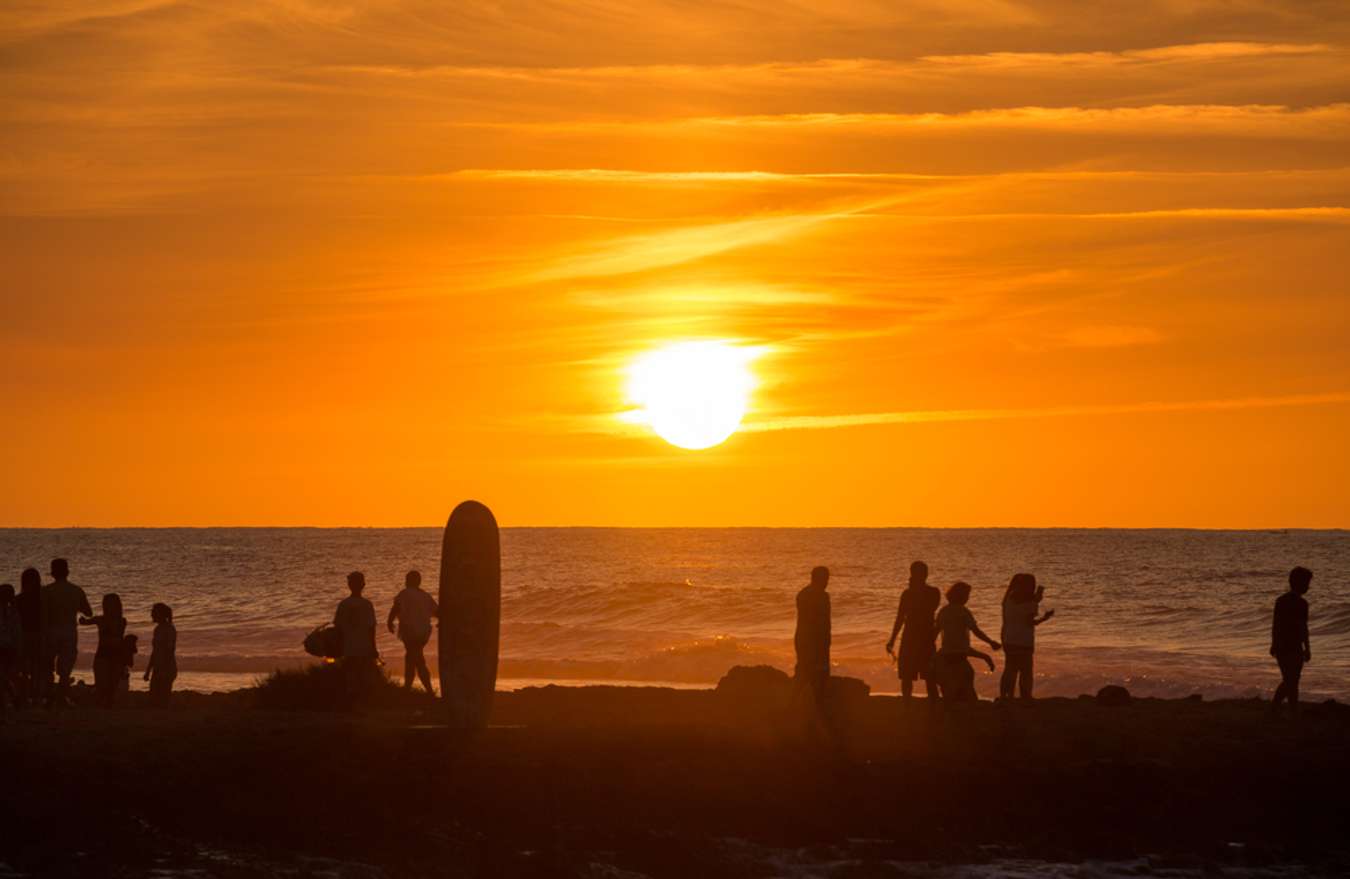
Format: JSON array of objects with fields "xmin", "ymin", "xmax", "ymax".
[{"xmin": 3, "ymin": 1, "xmax": 1348, "ymax": 527}]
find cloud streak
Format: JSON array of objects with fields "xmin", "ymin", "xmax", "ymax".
[{"xmin": 740, "ymin": 392, "xmax": 1350, "ymax": 433}]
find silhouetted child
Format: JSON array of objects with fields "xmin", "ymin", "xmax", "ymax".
[
  {"xmin": 80, "ymin": 593, "xmax": 127, "ymax": 708},
  {"xmin": 0, "ymin": 583, "xmax": 20, "ymax": 721},
  {"xmin": 999, "ymin": 573, "xmax": 1055, "ymax": 700},
  {"xmin": 933, "ymin": 581, "xmax": 1000, "ymax": 702},
  {"xmin": 1271, "ymin": 566, "xmax": 1312, "ymax": 717},
  {"xmin": 886, "ymin": 560, "xmax": 942, "ymax": 705},
  {"xmin": 794, "ymin": 566, "xmax": 832, "ymax": 732},
  {"xmin": 144, "ymin": 602, "xmax": 177, "ymax": 707},
  {"xmin": 119, "ymin": 633, "xmax": 138, "ymax": 700}
]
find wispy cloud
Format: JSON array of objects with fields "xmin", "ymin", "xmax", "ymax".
[{"xmin": 740, "ymin": 392, "xmax": 1350, "ymax": 433}]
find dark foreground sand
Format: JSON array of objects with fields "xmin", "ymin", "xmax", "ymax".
[{"xmin": 3, "ymin": 684, "xmax": 1348, "ymax": 878}]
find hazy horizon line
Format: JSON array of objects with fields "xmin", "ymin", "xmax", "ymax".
[{"xmin": 1, "ymin": 524, "xmax": 1344, "ymax": 532}]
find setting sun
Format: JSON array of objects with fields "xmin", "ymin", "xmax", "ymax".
[{"xmin": 625, "ymin": 341, "xmax": 759, "ymax": 450}]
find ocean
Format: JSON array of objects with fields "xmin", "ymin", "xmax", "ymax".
[{"xmin": 1, "ymin": 528, "xmax": 1345, "ymax": 699}]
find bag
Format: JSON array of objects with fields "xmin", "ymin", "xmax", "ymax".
[{"xmin": 303, "ymin": 623, "xmax": 343, "ymax": 659}]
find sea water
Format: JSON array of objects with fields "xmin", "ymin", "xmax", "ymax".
[{"xmin": 1, "ymin": 528, "xmax": 1345, "ymax": 699}]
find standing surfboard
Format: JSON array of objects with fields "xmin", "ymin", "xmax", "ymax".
[{"xmin": 438, "ymin": 500, "xmax": 501, "ymax": 730}]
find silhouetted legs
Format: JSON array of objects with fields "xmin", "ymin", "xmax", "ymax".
[
  {"xmin": 21, "ymin": 637, "xmax": 45, "ymax": 706},
  {"xmin": 1001, "ymin": 647, "xmax": 1034, "ymax": 699},
  {"xmin": 1272, "ymin": 653, "xmax": 1304, "ymax": 715},
  {"xmin": 47, "ymin": 627, "xmax": 77, "ymax": 707},
  {"xmin": 795, "ymin": 667, "xmax": 836, "ymax": 744},
  {"xmin": 402, "ymin": 635, "xmax": 434, "ymax": 693},
  {"xmin": 93, "ymin": 654, "xmax": 118, "ymax": 708},
  {"xmin": 900, "ymin": 675, "xmax": 939, "ymax": 705},
  {"xmin": 936, "ymin": 655, "xmax": 978, "ymax": 702},
  {"xmin": 149, "ymin": 667, "xmax": 176, "ymax": 707}
]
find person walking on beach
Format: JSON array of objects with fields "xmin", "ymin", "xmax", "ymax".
[
  {"xmin": 794, "ymin": 566, "xmax": 832, "ymax": 725},
  {"xmin": 933, "ymin": 581, "xmax": 1000, "ymax": 702},
  {"xmin": 999, "ymin": 574, "xmax": 1054, "ymax": 701},
  {"xmin": 387, "ymin": 570, "xmax": 438, "ymax": 694},
  {"xmin": 886, "ymin": 560, "xmax": 942, "ymax": 705},
  {"xmin": 1271, "ymin": 566, "xmax": 1312, "ymax": 717},
  {"xmin": 335, "ymin": 571, "xmax": 378, "ymax": 697},
  {"xmin": 144, "ymin": 602, "xmax": 177, "ymax": 707},
  {"xmin": 42, "ymin": 559, "xmax": 92, "ymax": 707},
  {"xmin": 80, "ymin": 593, "xmax": 127, "ymax": 708},
  {"xmin": 16, "ymin": 568, "xmax": 44, "ymax": 705},
  {"xmin": 0, "ymin": 584, "xmax": 21, "ymax": 721}
]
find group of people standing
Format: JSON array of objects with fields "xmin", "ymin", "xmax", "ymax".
[
  {"xmin": 0, "ymin": 559, "xmax": 178, "ymax": 718},
  {"xmin": 794, "ymin": 561, "xmax": 1056, "ymax": 712},
  {"xmin": 795, "ymin": 560, "xmax": 1316, "ymax": 715}
]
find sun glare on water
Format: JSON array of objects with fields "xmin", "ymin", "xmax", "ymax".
[{"xmin": 626, "ymin": 341, "xmax": 759, "ymax": 450}]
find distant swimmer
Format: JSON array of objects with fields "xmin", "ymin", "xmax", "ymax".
[
  {"xmin": 388, "ymin": 570, "xmax": 438, "ymax": 694},
  {"xmin": 43, "ymin": 559, "xmax": 92, "ymax": 708},
  {"xmin": 886, "ymin": 560, "xmax": 941, "ymax": 706},
  {"xmin": 999, "ymin": 574, "xmax": 1054, "ymax": 701},
  {"xmin": 794, "ymin": 566, "xmax": 832, "ymax": 726},
  {"xmin": 933, "ymin": 581, "xmax": 1000, "ymax": 702},
  {"xmin": 1270, "ymin": 566, "xmax": 1313, "ymax": 718}
]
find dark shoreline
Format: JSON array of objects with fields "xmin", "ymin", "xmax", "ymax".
[{"xmin": 4, "ymin": 687, "xmax": 1349, "ymax": 878}]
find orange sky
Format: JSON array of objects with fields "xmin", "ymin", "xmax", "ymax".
[{"xmin": 3, "ymin": 1, "xmax": 1349, "ymax": 527}]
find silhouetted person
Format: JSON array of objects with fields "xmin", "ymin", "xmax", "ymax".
[
  {"xmin": 1271, "ymin": 566, "xmax": 1312, "ymax": 717},
  {"xmin": 933, "ymin": 581, "xmax": 1000, "ymax": 702},
  {"xmin": 794, "ymin": 566, "xmax": 832, "ymax": 726},
  {"xmin": 388, "ymin": 570, "xmax": 438, "ymax": 694},
  {"xmin": 42, "ymin": 559, "xmax": 91, "ymax": 707},
  {"xmin": 15, "ymin": 568, "xmax": 43, "ymax": 705},
  {"xmin": 999, "ymin": 573, "xmax": 1054, "ymax": 701},
  {"xmin": 335, "ymin": 571, "xmax": 378, "ymax": 697},
  {"xmin": 80, "ymin": 592, "xmax": 126, "ymax": 708},
  {"xmin": 886, "ymin": 560, "xmax": 941, "ymax": 705},
  {"xmin": 0, "ymin": 583, "xmax": 20, "ymax": 721},
  {"xmin": 144, "ymin": 602, "xmax": 177, "ymax": 707}
]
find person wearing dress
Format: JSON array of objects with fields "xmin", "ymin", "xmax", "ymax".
[
  {"xmin": 79, "ymin": 592, "xmax": 127, "ymax": 708},
  {"xmin": 144, "ymin": 602, "xmax": 177, "ymax": 707}
]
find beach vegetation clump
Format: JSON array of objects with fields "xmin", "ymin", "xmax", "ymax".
[{"xmin": 253, "ymin": 662, "xmax": 432, "ymax": 711}]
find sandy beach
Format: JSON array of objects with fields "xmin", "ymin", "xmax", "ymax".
[{"xmin": 4, "ymin": 681, "xmax": 1348, "ymax": 878}]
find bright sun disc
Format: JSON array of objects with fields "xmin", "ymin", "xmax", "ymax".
[{"xmin": 626, "ymin": 341, "xmax": 757, "ymax": 450}]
